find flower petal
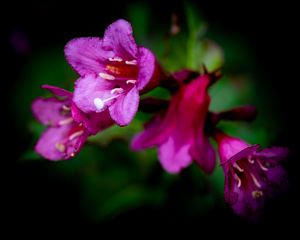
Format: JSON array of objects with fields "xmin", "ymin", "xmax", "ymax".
[
  {"xmin": 191, "ymin": 137, "xmax": 216, "ymax": 174},
  {"xmin": 109, "ymin": 86, "xmax": 139, "ymax": 126},
  {"xmin": 35, "ymin": 124, "xmax": 88, "ymax": 160},
  {"xmin": 253, "ymin": 147, "xmax": 289, "ymax": 165},
  {"xmin": 32, "ymin": 97, "xmax": 69, "ymax": 126},
  {"xmin": 131, "ymin": 114, "xmax": 173, "ymax": 150},
  {"xmin": 42, "ymin": 85, "xmax": 72, "ymax": 98},
  {"xmin": 64, "ymin": 37, "xmax": 113, "ymax": 76},
  {"xmin": 103, "ymin": 19, "xmax": 138, "ymax": 59},
  {"xmin": 136, "ymin": 47, "xmax": 155, "ymax": 90},
  {"xmin": 158, "ymin": 137, "xmax": 192, "ymax": 174},
  {"xmin": 73, "ymin": 74, "xmax": 115, "ymax": 113},
  {"xmin": 71, "ymin": 103, "xmax": 113, "ymax": 135}
]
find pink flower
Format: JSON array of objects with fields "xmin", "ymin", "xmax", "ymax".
[
  {"xmin": 215, "ymin": 131, "xmax": 288, "ymax": 219},
  {"xmin": 131, "ymin": 74, "xmax": 215, "ymax": 174},
  {"xmin": 32, "ymin": 85, "xmax": 113, "ymax": 160},
  {"xmin": 64, "ymin": 19, "xmax": 157, "ymax": 126}
]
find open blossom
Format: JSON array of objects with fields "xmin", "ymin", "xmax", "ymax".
[
  {"xmin": 64, "ymin": 19, "xmax": 158, "ymax": 126},
  {"xmin": 131, "ymin": 74, "xmax": 215, "ymax": 174},
  {"xmin": 215, "ymin": 131, "xmax": 288, "ymax": 219},
  {"xmin": 32, "ymin": 85, "xmax": 113, "ymax": 160}
]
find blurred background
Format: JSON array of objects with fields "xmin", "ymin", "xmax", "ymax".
[{"xmin": 8, "ymin": 0, "xmax": 298, "ymax": 228}]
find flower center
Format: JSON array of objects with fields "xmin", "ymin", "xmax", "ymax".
[{"xmin": 99, "ymin": 56, "xmax": 139, "ymax": 81}]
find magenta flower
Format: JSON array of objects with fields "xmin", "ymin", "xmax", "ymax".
[
  {"xmin": 32, "ymin": 85, "xmax": 113, "ymax": 160},
  {"xmin": 131, "ymin": 74, "xmax": 216, "ymax": 174},
  {"xmin": 215, "ymin": 131, "xmax": 288, "ymax": 219},
  {"xmin": 64, "ymin": 19, "xmax": 157, "ymax": 126}
]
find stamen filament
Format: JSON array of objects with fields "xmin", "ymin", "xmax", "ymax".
[
  {"xmin": 250, "ymin": 173, "xmax": 262, "ymax": 188},
  {"xmin": 233, "ymin": 162, "xmax": 244, "ymax": 172},
  {"xmin": 257, "ymin": 159, "xmax": 268, "ymax": 171},
  {"xmin": 234, "ymin": 174, "xmax": 242, "ymax": 188}
]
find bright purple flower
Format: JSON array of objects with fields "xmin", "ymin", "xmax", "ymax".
[
  {"xmin": 32, "ymin": 85, "xmax": 113, "ymax": 160},
  {"xmin": 215, "ymin": 131, "xmax": 288, "ymax": 219},
  {"xmin": 64, "ymin": 19, "xmax": 157, "ymax": 126},
  {"xmin": 131, "ymin": 74, "xmax": 216, "ymax": 174}
]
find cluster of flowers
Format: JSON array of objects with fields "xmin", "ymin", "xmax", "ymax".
[{"xmin": 32, "ymin": 19, "xmax": 288, "ymax": 219}]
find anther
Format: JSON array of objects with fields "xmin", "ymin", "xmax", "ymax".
[
  {"xmin": 126, "ymin": 80, "xmax": 137, "ymax": 84},
  {"xmin": 99, "ymin": 72, "xmax": 115, "ymax": 80},
  {"xmin": 58, "ymin": 117, "xmax": 73, "ymax": 126},
  {"xmin": 69, "ymin": 130, "xmax": 84, "ymax": 141},
  {"xmin": 252, "ymin": 190, "xmax": 263, "ymax": 199},
  {"xmin": 62, "ymin": 105, "xmax": 71, "ymax": 111},
  {"xmin": 125, "ymin": 60, "xmax": 137, "ymax": 65},
  {"xmin": 55, "ymin": 143, "xmax": 66, "ymax": 152},
  {"xmin": 110, "ymin": 88, "xmax": 124, "ymax": 95},
  {"xmin": 108, "ymin": 57, "xmax": 123, "ymax": 62}
]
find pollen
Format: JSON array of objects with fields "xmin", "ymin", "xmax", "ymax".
[{"xmin": 106, "ymin": 65, "xmax": 121, "ymax": 75}]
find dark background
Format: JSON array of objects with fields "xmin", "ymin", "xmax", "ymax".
[{"xmin": 8, "ymin": 0, "xmax": 298, "ymax": 229}]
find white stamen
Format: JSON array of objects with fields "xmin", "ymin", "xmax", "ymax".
[
  {"xmin": 257, "ymin": 159, "xmax": 268, "ymax": 171},
  {"xmin": 110, "ymin": 88, "xmax": 124, "ymax": 95},
  {"xmin": 69, "ymin": 130, "xmax": 84, "ymax": 141},
  {"xmin": 248, "ymin": 156, "xmax": 254, "ymax": 164},
  {"xmin": 109, "ymin": 57, "xmax": 123, "ymax": 62},
  {"xmin": 234, "ymin": 174, "xmax": 242, "ymax": 188},
  {"xmin": 70, "ymin": 153, "xmax": 75, "ymax": 157},
  {"xmin": 62, "ymin": 105, "xmax": 71, "ymax": 111},
  {"xmin": 252, "ymin": 190, "xmax": 263, "ymax": 199},
  {"xmin": 99, "ymin": 72, "xmax": 115, "ymax": 80},
  {"xmin": 250, "ymin": 173, "xmax": 262, "ymax": 188},
  {"xmin": 125, "ymin": 60, "xmax": 137, "ymax": 65},
  {"xmin": 58, "ymin": 117, "xmax": 73, "ymax": 126},
  {"xmin": 126, "ymin": 79, "xmax": 137, "ymax": 84},
  {"xmin": 233, "ymin": 162, "xmax": 244, "ymax": 172},
  {"xmin": 55, "ymin": 143, "xmax": 66, "ymax": 152}
]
